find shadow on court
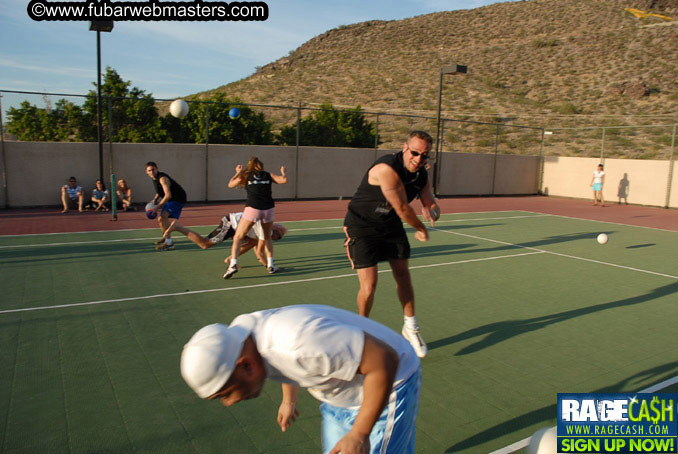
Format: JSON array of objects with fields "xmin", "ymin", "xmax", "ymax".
[
  {"xmin": 627, "ymin": 243, "xmax": 656, "ymax": 249},
  {"xmin": 446, "ymin": 360, "xmax": 678, "ymax": 453},
  {"xmin": 0, "ymin": 241, "xmax": 196, "ymax": 265},
  {"xmin": 428, "ymin": 282, "xmax": 677, "ymax": 356},
  {"xmin": 432, "ymin": 225, "xmax": 612, "ymax": 252}
]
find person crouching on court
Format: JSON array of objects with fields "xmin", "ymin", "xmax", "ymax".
[{"xmin": 181, "ymin": 304, "xmax": 421, "ymax": 454}]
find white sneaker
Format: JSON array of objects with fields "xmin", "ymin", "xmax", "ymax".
[
  {"xmin": 267, "ymin": 265, "xmax": 280, "ymax": 274},
  {"xmin": 402, "ymin": 325, "xmax": 428, "ymax": 358},
  {"xmin": 223, "ymin": 265, "xmax": 238, "ymax": 279}
]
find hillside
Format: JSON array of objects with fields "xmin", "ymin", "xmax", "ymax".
[{"xmin": 190, "ymin": 0, "xmax": 678, "ymax": 155}]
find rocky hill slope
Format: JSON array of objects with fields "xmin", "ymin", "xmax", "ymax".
[{"xmin": 190, "ymin": 0, "xmax": 678, "ymax": 155}]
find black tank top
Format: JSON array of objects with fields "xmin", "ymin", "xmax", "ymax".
[
  {"xmin": 154, "ymin": 172, "xmax": 187, "ymax": 203},
  {"xmin": 344, "ymin": 152, "xmax": 428, "ymax": 235},
  {"xmin": 246, "ymin": 170, "xmax": 274, "ymax": 210}
]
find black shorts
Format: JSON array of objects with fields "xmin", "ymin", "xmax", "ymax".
[{"xmin": 344, "ymin": 228, "xmax": 410, "ymax": 269}]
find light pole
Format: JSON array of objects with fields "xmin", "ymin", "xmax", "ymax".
[
  {"xmin": 433, "ymin": 64, "xmax": 467, "ymax": 196},
  {"xmin": 89, "ymin": 21, "xmax": 114, "ymax": 183}
]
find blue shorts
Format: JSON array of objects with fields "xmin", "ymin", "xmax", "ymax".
[
  {"xmin": 161, "ymin": 201, "xmax": 184, "ymax": 219},
  {"xmin": 320, "ymin": 366, "xmax": 422, "ymax": 454},
  {"xmin": 592, "ymin": 183, "xmax": 602, "ymax": 191}
]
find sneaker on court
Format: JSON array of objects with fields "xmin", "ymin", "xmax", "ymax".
[
  {"xmin": 155, "ymin": 243, "xmax": 174, "ymax": 251},
  {"xmin": 153, "ymin": 238, "xmax": 165, "ymax": 245},
  {"xmin": 223, "ymin": 265, "xmax": 238, "ymax": 279},
  {"xmin": 208, "ymin": 217, "xmax": 234, "ymax": 245},
  {"xmin": 267, "ymin": 265, "xmax": 280, "ymax": 274},
  {"xmin": 402, "ymin": 325, "xmax": 428, "ymax": 358}
]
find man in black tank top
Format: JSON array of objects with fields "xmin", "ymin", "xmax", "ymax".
[
  {"xmin": 145, "ymin": 161, "xmax": 187, "ymax": 251},
  {"xmin": 343, "ymin": 131, "xmax": 441, "ymax": 358}
]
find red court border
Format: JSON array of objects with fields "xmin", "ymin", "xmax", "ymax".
[{"xmin": 0, "ymin": 196, "xmax": 676, "ymax": 236}]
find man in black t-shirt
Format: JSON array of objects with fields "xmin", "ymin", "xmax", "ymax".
[
  {"xmin": 145, "ymin": 161, "xmax": 187, "ymax": 251},
  {"xmin": 343, "ymin": 131, "xmax": 441, "ymax": 358}
]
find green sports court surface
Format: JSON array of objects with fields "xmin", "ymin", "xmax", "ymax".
[{"xmin": 1, "ymin": 210, "xmax": 676, "ymax": 453}]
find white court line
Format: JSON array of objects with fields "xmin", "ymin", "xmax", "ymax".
[
  {"xmin": 435, "ymin": 214, "xmax": 548, "ymax": 224},
  {"xmin": 490, "ymin": 375, "xmax": 678, "ymax": 454},
  {"xmin": 0, "ymin": 216, "xmax": 350, "ymax": 238},
  {"xmin": 0, "ymin": 214, "xmax": 546, "ymax": 250},
  {"xmin": 432, "ymin": 228, "xmax": 678, "ymax": 280},
  {"xmin": 0, "ymin": 237, "xmax": 154, "ymax": 249},
  {"xmin": 0, "ymin": 210, "xmax": 529, "ymax": 238},
  {"xmin": 528, "ymin": 211, "xmax": 678, "ymax": 233},
  {"xmin": 0, "ymin": 250, "xmax": 542, "ymax": 315}
]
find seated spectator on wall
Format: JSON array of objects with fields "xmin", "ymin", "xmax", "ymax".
[
  {"xmin": 91, "ymin": 179, "xmax": 110, "ymax": 212},
  {"xmin": 61, "ymin": 176, "xmax": 85, "ymax": 213},
  {"xmin": 116, "ymin": 178, "xmax": 134, "ymax": 211}
]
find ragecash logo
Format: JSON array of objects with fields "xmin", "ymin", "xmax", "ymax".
[{"xmin": 557, "ymin": 393, "xmax": 677, "ymax": 453}]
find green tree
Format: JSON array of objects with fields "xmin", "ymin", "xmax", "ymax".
[
  {"xmin": 6, "ymin": 101, "xmax": 52, "ymax": 141},
  {"xmin": 52, "ymin": 99, "xmax": 87, "ymax": 141},
  {"xmin": 6, "ymin": 99, "xmax": 86, "ymax": 141},
  {"xmin": 173, "ymin": 93, "xmax": 274, "ymax": 145},
  {"xmin": 81, "ymin": 67, "xmax": 167, "ymax": 143},
  {"xmin": 277, "ymin": 103, "xmax": 378, "ymax": 147},
  {"xmin": 6, "ymin": 68, "xmax": 166, "ymax": 142}
]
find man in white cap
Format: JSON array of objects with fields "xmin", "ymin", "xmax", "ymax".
[{"xmin": 181, "ymin": 304, "xmax": 422, "ymax": 454}]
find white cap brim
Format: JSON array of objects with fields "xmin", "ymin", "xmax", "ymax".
[{"xmin": 180, "ymin": 323, "xmax": 250, "ymax": 399}]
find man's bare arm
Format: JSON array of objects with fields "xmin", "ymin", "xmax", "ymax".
[{"xmin": 369, "ymin": 164, "xmax": 428, "ymax": 241}]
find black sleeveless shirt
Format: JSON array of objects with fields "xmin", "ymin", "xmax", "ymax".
[
  {"xmin": 246, "ymin": 170, "xmax": 274, "ymax": 210},
  {"xmin": 154, "ymin": 172, "xmax": 187, "ymax": 203},
  {"xmin": 344, "ymin": 152, "xmax": 428, "ymax": 235}
]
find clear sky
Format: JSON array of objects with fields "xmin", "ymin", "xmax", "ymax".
[{"xmin": 0, "ymin": 0, "xmax": 512, "ymax": 112}]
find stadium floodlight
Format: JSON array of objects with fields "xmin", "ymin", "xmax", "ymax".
[
  {"xmin": 433, "ymin": 64, "xmax": 467, "ymax": 195},
  {"xmin": 89, "ymin": 21, "xmax": 114, "ymax": 183}
]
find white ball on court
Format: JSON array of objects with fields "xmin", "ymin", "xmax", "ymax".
[
  {"xmin": 597, "ymin": 233, "xmax": 609, "ymax": 244},
  {"xmin": 169, "ymin": 99, "xmax": 189, "ymax": 118},
  {"xmin": 527, "ymin": 427, "xmax": 557, "ymax": 454}
]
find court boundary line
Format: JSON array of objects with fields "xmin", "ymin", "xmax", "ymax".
[
  {"xmin": 0, "ymin": 210, "xmax": 531, "ymax": 238},
  {"xmin": 526, "ymin": 211, "xmax": 678, "ymax": 233},
  {"xmin": 0, "ymin": 250, "xmax": 543, "ymax": 315},
  {"xmin": 0, "ymin": 207, "xmax": 674, "ymax": 240},
  {"xmin": 490, "ymin": 375, "xmax": 678, "ymax": 454},
  {"xmin": 0, "ymin": 214, "xmax": 548, "ymax": 249},
  {"xmin": 432, "ymin": 228, "xmax": 677, "ymax": 280}
]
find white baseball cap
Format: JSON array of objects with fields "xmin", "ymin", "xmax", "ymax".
[{"xmin": 180, "ymin": 323, "xmax": 251, "ymax": 399}]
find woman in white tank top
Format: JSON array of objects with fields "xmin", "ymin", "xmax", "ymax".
[{"xmin": 590, "ymin": 163, "xmax": 605, "ymax": 206}]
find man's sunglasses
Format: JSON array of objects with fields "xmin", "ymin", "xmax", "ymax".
[{"xmin": 406, "ymin": 145, "xmax": 430, "ymax": 161}]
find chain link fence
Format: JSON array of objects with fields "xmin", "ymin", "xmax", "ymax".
[
  {"xmin": 542, "ymin": 124, "xmax": 677, "ymax": 161},
  {"xmin": 2, "ymin": 89, "xmax": 675, "ymax": 160},
  {"xmin": 1, "ymin": 89, "xmax": 676, "ymax": 208}
]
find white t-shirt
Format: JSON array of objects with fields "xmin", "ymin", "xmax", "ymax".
[
  {"xmin": 593, "ymin": 170, "xmax": 605, "ymax": 184},
  {"xmin": 230, "ymin": 304, "xmax": 420, "ymax": 409},
  {"xmin": 228, "ymin": 212, "xmax": 264, "ymax": 240}
]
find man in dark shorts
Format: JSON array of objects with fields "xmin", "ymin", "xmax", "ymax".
[
  {"xmin": 343, "ymin": 131, "xmax": 441, "ymax": 358},
  {"xmin": 145, "ymin": 161, "xmax": 187, "ymax": 251}
]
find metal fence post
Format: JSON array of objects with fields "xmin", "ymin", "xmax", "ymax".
[
  {"xmin": 665, "ymin": 124, "xmax": 676, "ymax": 208},
  {"xmin": 374, "ymin": 113, "xmax": 379, "ymax": 162},
  {"xmin": 600, "ymin": 127, "xmax": 606, "ymax": 162},
  {"xmin": 491, "ymin": 124, "xmax": 500, "ymax": 195},
  {"xmin": 295, "ymin": 103, "xmax": 301, "ymax": 200},
  {"xmin": 436, "ymin": 117, "xmax": 446, "ymax": 196},
  {"xmin": 108, "ymin": 97, "xmax": 117, "ymax": 220},
  {"xmin": 205, "ymin": 103, "xmax": 209, "ymax": 202},
  {"xmin": 0, "ymin": 94, "xmax": 8, "ymax": 208},
  {"xmin": 537, "ymin": 128, "xmax": 545, "ymax": 194}
]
